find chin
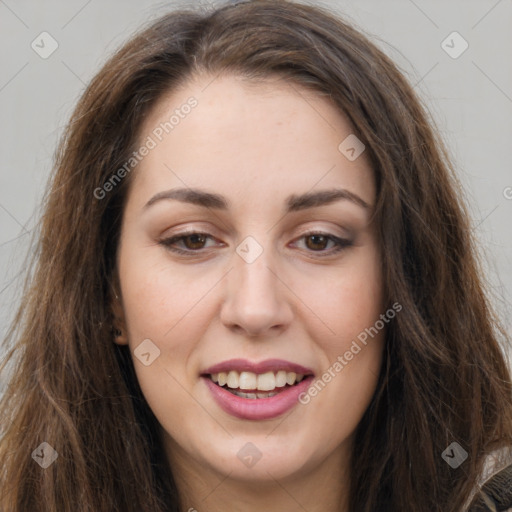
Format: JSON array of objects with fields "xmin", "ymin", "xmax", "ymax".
[{"xmin": 198, "ymin": 433, "xmax": 319, "ymax": 483}]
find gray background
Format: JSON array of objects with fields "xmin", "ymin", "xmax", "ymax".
[{"xmin": 1, "ymin": 0, "xmax": 511, "ymax": 392}]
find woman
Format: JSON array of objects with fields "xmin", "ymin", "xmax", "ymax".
[{"xmin": 1, "ymin": 1, "xmax": 511, "ymax": 511}]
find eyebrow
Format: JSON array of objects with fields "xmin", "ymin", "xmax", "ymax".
[
  {"xmin": 286, "ymin": 188, "xmax": 369, "ymax": 211},
  {"xmin": 143, "ymin": 187, "xmax": 370, "ymax": 212}
]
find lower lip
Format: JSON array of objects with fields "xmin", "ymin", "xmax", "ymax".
[{"xmin": 202, "ymin": 376, "xmax": 314, "ymax": 420}]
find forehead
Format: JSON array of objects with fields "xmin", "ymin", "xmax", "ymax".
[{"xmin": 127, "ymin": 73, "xmax": 375, "ymax": 209}]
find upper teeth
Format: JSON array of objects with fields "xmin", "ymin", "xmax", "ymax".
[{"xmin": 210, "ymin": 370, "xmax": 304, "ymax": 391}]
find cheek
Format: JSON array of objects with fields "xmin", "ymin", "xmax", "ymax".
[
  {"xmin": 298, "ymin": 245, "xmax": 384, "ymax": 354},
  {"xmin": 119, "ymin": 260, "xmax": 214, "ymax": 439},
  {"xmin": 293, "ymin": 246, "xmax": 385, "ymax": 432},
  {"xmin": 299, "ymin": 311, "xmax": 385, "ymax": 460},
  {"xmin": 119, "ymin": 250, "xmax": 220, "ymax": 346},
  {"xmin": 117, "ymin": 254, "xmax": 219, "ymax": 420}
]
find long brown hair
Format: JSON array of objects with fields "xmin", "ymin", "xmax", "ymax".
[{"xmin": 1, "ymin": 1, "xmax": 511, "ymax": 511}]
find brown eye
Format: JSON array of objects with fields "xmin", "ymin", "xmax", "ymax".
[
  {"xmin": 305, "ymin": 234, "xmax": 329, "ymax": 251},
  {"xmin": 182, "ymin": 233, "xmax": 207, "ymax": 250},
  {"xmin": 159, "ymin": 232, "xmax": 219, "ymax": 255},
  {"xmin": 292, "ymin": 232, "xmax": 353, "ymax": 257}
]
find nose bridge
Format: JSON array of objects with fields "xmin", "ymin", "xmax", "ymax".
[
  {"xmin": 236, "ymin": 246, "xmax": 275, "ymax": 298},
  {"xmin": 220, "ymin": 236, "xmax": 293, "ymax": 335}
]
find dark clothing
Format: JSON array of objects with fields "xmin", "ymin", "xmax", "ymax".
[{"xmin": 468, "ymin": 463, "xmax": 512, "ymax": 512}]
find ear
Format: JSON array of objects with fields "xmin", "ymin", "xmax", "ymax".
[{"xmin": 110, "ymin": 283, "xmax": 129, "ymax": 346}]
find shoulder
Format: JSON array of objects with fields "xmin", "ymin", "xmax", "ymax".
[{"xmin": 466, "ymin": 446, "xmax": 512, "ymax": 512}]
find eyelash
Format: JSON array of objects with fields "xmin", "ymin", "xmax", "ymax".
[{"xmin": 158, "ymin": 230, "xmax": 353, "ymax": 258}]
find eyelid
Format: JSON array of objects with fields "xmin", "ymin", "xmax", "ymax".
[
  {"xmin": 292, "ymin": 228, "xmax": 344, "ymax": 241},
  {"xmin": 292, "ymin": 222, "xmax": 352, "ymax": 239}
]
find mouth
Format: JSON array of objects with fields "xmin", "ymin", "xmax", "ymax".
[
  {"xmin": 201, "ymin": 359, "xmax": 315, "ymax": 420},
  {"xmin": 206, "ymin": 370, "xmax": 307, "ymax": 399}
]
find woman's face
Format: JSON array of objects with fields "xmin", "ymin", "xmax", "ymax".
[{"xmin": 115, "ymin": 74, "xmax": 385, "ymax": 484}]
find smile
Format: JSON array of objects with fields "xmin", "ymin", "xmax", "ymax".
[
  {"xmin": 202, "ymin": 359, "xmax": 314, "ymax": 420},
  {"xmin": 209, "ymin": 370, "xmax": 305, "ymax": 398}
]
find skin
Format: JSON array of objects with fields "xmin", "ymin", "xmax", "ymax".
[{"xmin": 113, "ymin": 73, "xmax": 386, "ymax": 512}]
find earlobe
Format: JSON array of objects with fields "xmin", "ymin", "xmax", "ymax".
[{"xmin": 112, "ymin": 325, "xmax": 129, "ymax": 345}]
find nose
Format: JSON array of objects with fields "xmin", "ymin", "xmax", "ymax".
[{"xmin": 219, "ymin": 242, "xmax": 294, "ymax": 338}]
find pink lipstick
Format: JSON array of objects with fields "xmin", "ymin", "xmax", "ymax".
[{"xmin": 201, "ymin": 358, "xmax": 314, "ymax": 420}]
